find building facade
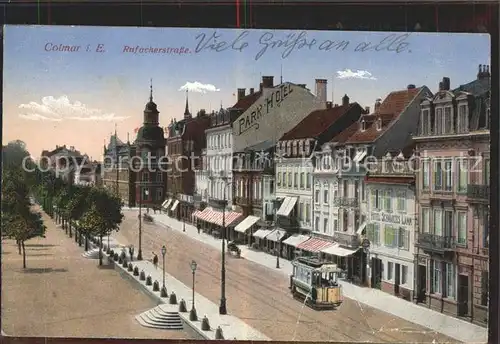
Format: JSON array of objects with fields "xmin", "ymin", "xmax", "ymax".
[
  {"xmin": 364, "ymin": 148, "xmax": 417, "ymax": 301},
  {"xmin": 414, "ymin": 68, "xmax": 490, "ymax": 326}
]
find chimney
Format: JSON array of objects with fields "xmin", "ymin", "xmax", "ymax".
[
  {"xmin": 259, "ymin": 82, "xmax": 263, "ymax": 92},
  {"xmin": 477, "ymin": 64, "xmax": 483, "ymax": 79},
  {"xmin": 342, "ymin": 94, "xmax": 349, "ymax": 106},
  {"xmin": 407, "ymin": 84, "xmax": 416, "ymax": 90},
  {"xmin": 237, "ymin": 88, "xmax": 246, "ymax": 101},
  {"xmin": 326, "ymin": 101, "xmax": 333, "ymax": 109},
  {"xmin": 478, "ymin": 64, "xmax": 490, "ymax": 79},
  {"xmin": 70, "ymin": 146, "xmax": 75, "ymax": 151},
  {"xmin": 315, "ymin": 79, "xmax": 328, "ymax": 104},
  {"xmin": 442, "ymin": 77, "xmax": 450, "ymax": 91},
  {"xmin": 249, "ymin": 88, "xmax": 254, "ymax": 94},
  {"xmin": 374, "ymin": 98, "xmax": 382, "ymax": 112},
  {"xmin": 365, "ymin": 106, "xmax": 370, "ymax": 113},
  {"xmin": 262, "ymin": 76, "xmax": 274, "ymax": 88},
  {"xmin": 439, "ymin": 82, "xmax": 443, "ymax": 91}
]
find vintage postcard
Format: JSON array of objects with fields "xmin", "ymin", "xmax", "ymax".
[{"xmin": 2, "ymin": 25, "xmax": 490, "ymax": 343}]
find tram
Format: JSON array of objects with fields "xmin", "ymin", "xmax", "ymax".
[{"xmin": 289, "ymin": 257, "xmax": 343, "ymax": 310}]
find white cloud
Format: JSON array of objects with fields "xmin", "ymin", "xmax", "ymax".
[
  {"xmin": 179, "ymin": 81, "xmax": 220, "ymax": 94},
  {"xmin": 336, "ymin": 69, "xmax": 377, "ymax": 80},
  {"xmin": 18, "ymin": 95, "xmax": 129, "ymax": 122}
]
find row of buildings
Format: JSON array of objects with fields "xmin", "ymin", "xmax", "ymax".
[{"xmin": 99, "ymin": 66, "xmax": 490, "ymax": 327}]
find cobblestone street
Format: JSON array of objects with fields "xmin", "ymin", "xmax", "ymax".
[
  {"xmin": 1, "ymin": 209, "xmax": 194, "ymax": 339},
  {"xmin": 112, "ymin": 213, "xmax": 455, "ymax": 342}
]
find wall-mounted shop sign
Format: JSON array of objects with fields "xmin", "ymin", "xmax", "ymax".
[
  {"xmin": 236, "ymin": 83, "xmax": 294, "ymax": 136},
  {"xmin": 370, "ymin": 212, "xmax": 412, "ymax": 226}
]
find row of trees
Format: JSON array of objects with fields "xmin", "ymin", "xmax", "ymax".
[
  {"xmin": 33, "ymin": 167, "xmax": 124, "ymax": 266},
  {"xmin": 2, "ymin": 140, "xmax": 46, "ymax": 268}
]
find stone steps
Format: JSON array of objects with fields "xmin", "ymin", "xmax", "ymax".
[
  {"xmin": 81, "ymin": 248, "xmax": 101, "ymax": 259},
  {"xmin": 135, "ymin": 305, "xmax": 183, "ymax": 330}
]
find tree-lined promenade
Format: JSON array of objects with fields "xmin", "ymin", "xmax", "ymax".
[{"xmin": 2, "ymin": 140, "xmax": 124, "ymax": 268}]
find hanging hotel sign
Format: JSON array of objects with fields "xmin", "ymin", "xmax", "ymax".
[
  {"xmin": 236, "ymin": 83, "xmax": 294, "ymax": 136},
  {"xmin": 370, "ymin": 212, "xmax": 412, "ymax": 226}
]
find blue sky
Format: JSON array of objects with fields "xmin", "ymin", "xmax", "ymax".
[{"xmin": 3, "ymin": 25, "xmax": 490, "ymax": 158}]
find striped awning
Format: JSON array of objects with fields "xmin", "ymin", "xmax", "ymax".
[
  {"xmin": 170, "ymin": 200, "xmax": 180, "ymax": 211},
  {"xmin": 282, "ymin": 234, "xmax": 310, "ymax": 247},
  {"xmin": 266, "ymin": 229, "xmax": 287, "ymax": 242},
  {"xmin": 192, "ymin": 210, "xmax": 203, "ymax": 219},
  {"xmin": 235, "ymin": 215, "xmax": 260, "ymax": 233},
  {"xmin": 162, "ymin": 199, "xmax": 173, "ymax": 209},
  {"xmin": 253, "ymin": 229, "xmax": 273, "ymax": 239},
  {"xmin": 297, "ymin": 237, "xmax": 335, "ymax": 253},
  {"xmin": 195, "ymin": 207, "xmax": 242, "ymax": 227}
]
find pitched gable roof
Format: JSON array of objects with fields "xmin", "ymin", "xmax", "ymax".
[
  {"xmin": 345, "ymin": 87, "xmax": 422, "ymax": 144},
  {"xmin": 279, "ymin": 103, "xmax": 355, "ymax": 141},
  {"xmin": 330, "ymin": 121, "xmax": 359, "ymax": 144},
  {"xmin": 230, "ymin": 91, "xmax": 262, "ymax": 112}
]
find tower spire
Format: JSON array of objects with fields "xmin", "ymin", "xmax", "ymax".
[
  {"xmin": 184, "ymin": 90, "xmax": 191, "ymax": 119},
  {"xmin": 149, "ymin": 78, "xmax": 153, "ymax": 102}
]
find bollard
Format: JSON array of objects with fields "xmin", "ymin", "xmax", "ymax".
[
  {"xmin": 215, "ymin": 326, "xmax": 224, "ymax": 339},
  {"xmin": 133, "ymin": 267, "xmax": 139, "ymax": 276},
  {"xmin": 178, "ymin": 299, "xmax": 187, "ymax": 312},
  {"xmin": 201, "ymin": 316, "xmax": 210, "ymax": 331},
  {"xmin": 161, "ymin": 286, "xmax": 168, "ymax": 298},
  {"xmin": 139, "ymin": 270, "xmax": 146, "ymax": 281},
  {"xmin": 118, "ymin": 257, "xmax": 123, "ymax": 264},
  {"xmin": 169, "ymin": 292, "xmax": 177, "ymax": 304},
  {"xmin": 113, "ymin": 253, "xmax": 119, "ymax": 261},
  {"xmin": 153, "ymin": 281, "xmax": 160, "ymax": 292},
  {"xmin": 189, "ymin": 307, "xmax": 198, "ymax": 321},
  {"xmin": 128, "ymin": 263, "xmax": 133, "ymax": 272},
  {"xmin": 106, "ymin": 247, "xmax": 111, "ymax": 254},
  {"xmin": 122, "ymin": 259, "xmax": 128, "ymax": 268},
  {"xmin": 146, "ymin": 275, "xmax": 152, "ymax": 286}
]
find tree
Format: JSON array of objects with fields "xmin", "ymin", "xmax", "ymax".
[
  {"xmin": 67, "ymin": 185, "xmax": 91, "ymax": 247},
  {"xmin": 80, "ymin": 187, "xmax": 123, "ymax": 265}
]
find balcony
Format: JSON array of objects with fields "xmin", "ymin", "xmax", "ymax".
[
  {"xmin": 333, "ymin": 197, "xmax": 359, "ymax": 208},
  {"xmin": 234, "ymin": 196, "xmax": 250, "ymax": 206},
  {"xmin": 417, "ymin": 233, "xmax": 455, "ymax": 252},
  {"xmin": 467, "ymin": 184, "xmax": 489, "ymax": 203},
  {"xmin": 333, "ymin": 231, "xmax": 360, "ymax": 248},
  {"xmin": 276, "ymin": 216, "xmax": 300, "ymax": 231}
]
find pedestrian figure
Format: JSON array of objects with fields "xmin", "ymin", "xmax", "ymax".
[
  {"xmin": 130, "ymin": 245, "xmax": 135, "ymax": 261},
  {"xmin": 153, "ymin": 252, "xmax": 159, "ymax": 269},
  {"xmin": 197, "ymin": 225, "xmax": 201, "ymax": 234}
]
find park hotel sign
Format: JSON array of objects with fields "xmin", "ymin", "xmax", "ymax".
[{"xmin": 370, "ymin": 212, "xmax": 412, "ymax": 226}]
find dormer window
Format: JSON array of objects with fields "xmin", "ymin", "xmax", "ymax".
[
  {"xmin": 304, "ymin": 141, "xmax": 311, "ymax": 156},
  {"xmin": 421, "ymin": 108, "xmax": 431, "ymax": 135},
  {"xmin": 376, "ymin": 118, "xmax": 382, "ymax": 131},
  {"xmin": 299, "ymin": 140, "xmax": 304, "ymax": 156},
  {"xmin": 457, "ymin": 104, "xmax": 468, "ymax": 133},
  {"xmin": 292, "ymin": 141, "xmax": 298, "ymax": 156},
  {"xmin": 286, "ymin": 142, "xmax": 292, "ymax": 156},
  {"xmin": 361, "ymin": 120, "xmax": 367, "ymax": 131}
]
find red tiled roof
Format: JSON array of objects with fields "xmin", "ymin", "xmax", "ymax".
[
  {"xmin": 279, "ymin": 104, "xmax": 355, "ymax": 141},
  {"xmin": 231, "ymin": 91, "xmax": 262, "ymax": 112},
  {"xmin": 345, "ymin": 88, "xmax": 422, "ymax": 144},
  {"xmin": 329, "ymin": 121, "xmax": 359, "ymax": 144}
]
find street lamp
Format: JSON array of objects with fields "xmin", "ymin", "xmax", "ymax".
[
  {"xmin": 161, "ymin": 245, "xmax": 167, "ymax": 297},
  {"xmin": 137, "ymin": 188, "xmax": 149, "ymax": 261},
  {"xmin": 190, "ymin": 260, "xmax": 198, "ymax": 321},
  {"xmin": 276, "ymin": 230, "xmax": 280, "ymax": 269}
]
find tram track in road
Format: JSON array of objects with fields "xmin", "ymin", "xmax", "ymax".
[{"xmin": 113, "ymin": 217, "xmax": 448, "ymax": 343}]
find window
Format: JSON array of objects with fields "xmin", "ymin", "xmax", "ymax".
[
  {"xmin": 445, "ymin": 262, "xmax": 455, "ymax": 298},
  {"xmin": 315, "ymin": 190, "xmax": 320, "ymax": 203},
  {"xmin": 434, "ymin": 160, "xmax": 443, "ymax": 191},
  {"xmin": 444, "ymin": 210, "xmax": 453, "ymax": 237},
  {"xmin": 435, "ymin": 108, "xmax": 443, "ymax": 135},
  {"xmin": 444, "ymin": 160, "xmax": 453, "ymax": 191},
  {"xmin": 421, "ymin": 109, "xmax": 430, "ymax": 135},
  {"xmin": 292, "ymin": 141, "xmax": 297, "ymax": 156},
  {"xmin": 299, "ymin": 202, "xmax": 304, "ymax": 220},
  {"xmin": 384, "ymin": 189, "xmax": 392, "ymax": 211},
  {"xmin": 157, "ymin": 172, "xmax": 163, "ymax": 183},
  {"xmin": 421, "ymin": 208, "xmax": 430, "ymax": 233},
  {"xmin": 300, "ymin": 172, "xmax": 305, "ymax": 188},
  {"xmin": 343, "ymin": 180, "xmax": 348, "ymax": 197},
  {"xmin": 142, "ymin": 187, "xmax": 150, "ymax": 201},
  {"xmin": 315, "ymin": 217, "xmax": 320, "ymax": 231},
  {"xmin": 324, "ymin": 190, "xmax": 329, "ymax": 204},
  {"xmin": 142, "ymin": 171, "xmax": 150, "ymax": 182},
  {"xmin": 270, "ymin": 180, "xmax": 274, "ymax": 194},
  {"xmin": 384, "ymin": 226, "xmax": 397, "ymax": 247},
  {"xmin": 361, "ymin": 182, "xmax": 365, "ymax": 201},
  {"xmin": 294, "ymin": 172, "xmax": 298, "ymax": 188},
  {"xmin": 306, "ymin": 173, "xmax": 311, "ymax": 189},
  {"xmin": 484, "ymin": 210, "xmax": 489, "ymax": 248},
  {"xmin": 305, "ymin": 203, "xmax": 311, "ymax": 222},
  {"xmin": 282, "ymin": 172, "xmax": 287, "ymax": 187},
  {"xmin": 484, "ymin": 159, "xmax": 490, "ymax": 185},
  {"xmin": 361, "ymin": 120, "xmax": 366, "ymax": 131},
  {"xmin": 398, "ymin": 228, "xmax": 409, "ymax": 250},
  {"xmin": 458, "ymin": 158, "xmax": 468, "ymax": 192},
  {"xmin": 371, "ymin": 189, "xmax": 381, "ymax": 210},
  {"xmin": 156, "ymin": 188, "xmax": 163, "ymax": 201},
  {"xmin": 422, "ymin": 160, "xmax": 430, "ymax": 190},
  {"xmin": 444, "ymin": 106, "xmax": 453, "ymax": 134},
  {"xmin": 481, "ymin": 271, "xmax": 489, "ymax": 306},
  {"xmin": 333, "ymin": 219, "xmax": 338, "ymax": 232},
  {"xmin": 323, "ymin": 218, "xmax": 328, "ymax": 233},
  {"xmin": 387, "ymin": 262, "xmax": 393, "ymax": 280},
  {"xmin": 434, "ymin": 209, "xmax": 443, "ymax": 236},
  {"xmin": 431, "ymin": 260, "xmax": 442, "ymax": 294},
  {"xmin": 288, "ymin": 172, "xmax": 292, "ymax": 187},
  {"xmin": 458, "ymin": 104, "xmax": 468, "ymax": 133},
  {"xmin": 396, "ymin": 191, "xmax": 405, "ymax": 212},
  {"xmin": 366, "ymin": 223, "xmax": 380, "ymax": 245},
  {"xmin": 457, "ymin": 212, "xmax": 467, "ymax": 245},
  {"xmin": 376, "ymin": 118, "xmax": 382, "ymax": 131},
  {"xmin": 286, "ymin": 142, "xmax": 291, "ymax": 156},
  {"xmin": 401, "ymin": 265, "xmax": 408, "ymax": 285},
  {"xmin": 277, "ymin": 172, "xmax": 282, "ymax": 186}
]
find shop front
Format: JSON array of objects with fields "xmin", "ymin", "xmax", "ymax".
[
  {"xmin": 234, "ymin": 215, "xmax": 260, "ymax": 244},
  {"xmin": 193, "ymin": 207, "xmax": 243, "ymax": 240},
  {"xmin": 266, "ymin": 229, "xmax": 288, "ymax": 258},
  {"xmin": 296, "ymin": 237, "xmax": 335, "ymax": 259},
  {"xmin": 282, "ymin": 234, "xmax": 310, "ymax": 260},
  {"xmin": 321, "ymin": 244, "xmax": 363, "ymax": 284},
  {"xmin": 161, "ymin": 199, "xmax": 173, "ymax": 213},
  {"xmin": 169, "ymin": 200, "xmax": 180, "ymax": 219}
]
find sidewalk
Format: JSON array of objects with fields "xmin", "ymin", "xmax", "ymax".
[
  {"xmin": 144, "ymin": 211, "xmax": 487, "ymax": 344},
  {"xmin": 100, "ymin": 234, "xmax": 270, "ymax": 341}
]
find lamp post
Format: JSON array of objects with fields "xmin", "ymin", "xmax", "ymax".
[
  {"xmin": 190, "ymin": 260, "xmax": 198, "ymax": 321},
  {"xmin": 276, "ymin": 230, "xmax": 280, "ymax": 269},
  {"xmin": 220, "ymin": 197, "xmax": 227, "ymax": 315},
  {"xmin": 137, "ymin": 188, "xmax": 148, "ymax": 261},
  {"xmin": 161, "ymin": 245, "xmax": 167, "ymax": 296}
]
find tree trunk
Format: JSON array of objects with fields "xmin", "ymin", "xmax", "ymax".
[
  {"xmin": 85, "ymin": 235, "xmax": 89, "ymax": 251},
  {"xmin": 98, "ymin": 234, "xmax": 103, "ymax": 266},
  {"xmin": 69, "ymin": 220, "xmax": 72, "ymax": 238},
  {"xmin": 74, "ymin": 227, "xmax": 78, "ymax": 242},
  {"xmin": 21, "ymin": 241, "xmax": 26, "ymax": 269},
  {"xmin": 17, "ymin": 240, "xmax": 21, "ymax": 255},
  {"xmin": 78, "ymin": 232, "xmax": 82, "ymax": 246}
]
